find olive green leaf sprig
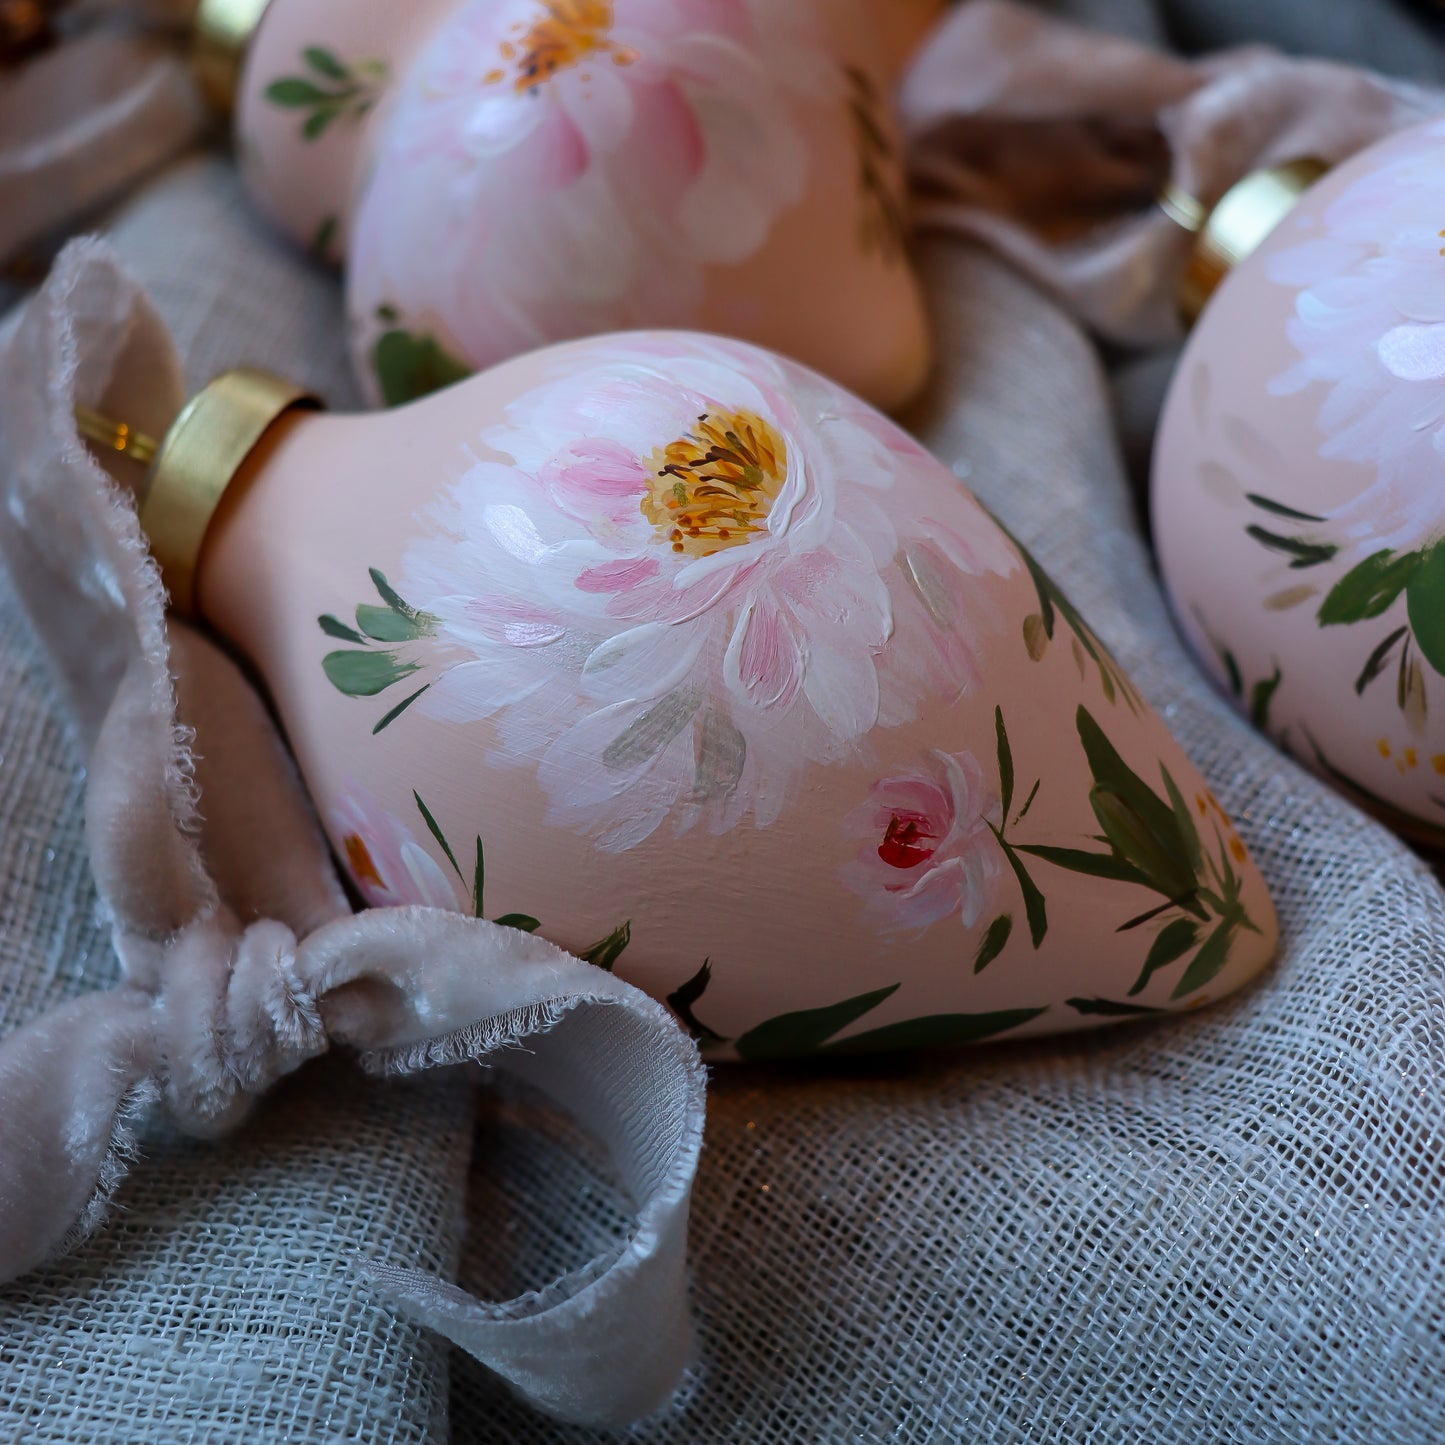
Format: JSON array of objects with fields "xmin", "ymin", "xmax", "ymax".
[
  {"xmin": 318, "ymin": 569, "xmax": 435, "ymax": 733},
  {"xmin": 1244, "ymin": 490, "xmax": 1445, "ymax": 727},
  {"xmin": 265, "ymin": 46, "xmax": 388, "ymax": 140}
]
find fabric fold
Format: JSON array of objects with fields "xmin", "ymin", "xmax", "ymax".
[
  {"xmin": 0, "ymin": 239, "xmax": 705, "ymax": 1429},
  {"xmin": 0, "ymin": 27, "xmax": 208, "ymax": 266},
  {"xmin": 900, "ymin": 0, "xmax": 1444, "ymax": 345}
]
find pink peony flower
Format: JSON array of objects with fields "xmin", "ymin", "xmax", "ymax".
[
  {"xmin": 839, "ymin": 749, "xmax": 1004, "ymax": 933},
  {"xmin": 401, "ymin": 333, "xmax": 1016, "ymax": 851},
  {"xmin": 1267, "ymin": 120, "xmax": 1445, "ymax": 563},
  {"xmin": 349, "ymin": 0, "xmax": 832, "ymax": 386},
  {"xmin": 329, "ymin": 786, "xmax": 459, "ymax": 910}
]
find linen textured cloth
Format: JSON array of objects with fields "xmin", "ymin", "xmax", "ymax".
[{"xmin": 4, "ymin": 2, "xmax": 1445, "ymax": 1443}]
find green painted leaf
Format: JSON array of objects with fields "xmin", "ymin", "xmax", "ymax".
[
  {"xmin": 734, "ymin": 983, "xmax": 900, "ymax": 1061},
  {"xmin": 1220, "ymin": 648, "xmax": 1243, "ymax": 697},
  {"xmin": 985, "ymin": 516, "xmax": 1060, "ymax": 639},
  {"xmin": 304, "ymin": 45, "xmax": 349, "ymax": 79},
  {"xmin": 1355, "ymin": 626, "xmax": 1407, "ymax": 695},
  {"xmin": 372, "ymin": 684, "xmax": 429, "ymax": 734},
  {"xmin": 666, "ymin": 960, "xmax": 728, "ymax": 1045},
  {"xmin": 1406, "ymin": 544, "xmax": 1445, "ymax": 676},
  {"xmin": 1249, "ymin": 664, "xmax": 1282, "ymax": 729},
  {"xmin": 1015, "ymin": 844, "xmax": 1153, "ymax": 888},
  {"xmin": 1245, "ymin": 524, "xmax": 1337, "ymax": 569},
  {"xmin": 1129, "ymin": 917, "xmax": 1198, "ymax": 995},
  {"xmin": 989, "ymin": 824, "xmax": 1048, "ymax": 947},
  {"xmin": 302, "ymin": 106, "xmax": 340, "ymax": 140},
  {"xmin": 1245, "ymin": 492, "xmax": 1325, "ymax": 522},
  {"xmin": 494, "ymin": 913, "xmax": 540, "ymax": 933},
  {"xmin": 310, "ymin": 214, "xmax": 338, "ymax": 260},
  {"xmin": 1065, "ymin": 997, "xmax": 1165, "ymax": 1017},
  {"xmin": 1160, "ymin": 765, "xmax": 1203, "ymax": 878},
  {"xmin": 1091, "ymin": 788, "xmax": 1197, "ymax": 905},
  {"xmin": 318, "ymin": 612, "xmax": 366, "ymax": 643},
  {"xmin": 1117, "ymin": 899, "xmax": 1183, "ymax": 933},
  {"xmin": 1014, "ymin": 778, "xmax": 1041, "ymax": 825},
  {"xmin": 1318, "ymin": 549, "xmax": 1420, "ymax": 625},
  {"xmin": 368, "ymin": 568, "xmax": 417, "ymax": 618},
  {"xmin": 819, "ymin": 1006, "xmax": 1047, "ymax": 1056},
  {"xmin": 1170, "ymin": 918, "xmax": 1235, "ymax": 999},
  {"xmin": 973, "ymin": 913, "xmax": 1013, "ymax": 974},
  {"xmin": 1078, "ymin": 707, "xmax": 1195, "ymax": 902},
  {"xmin": 995, "ymin": 706, "xmax": 1014, "ymax": 821},
  {"xmin": 412, "ymin": 791, "xmax": 464, "ymax": 882},
  {"xmin": 472, "ymin": 835, "xmax": 485, "ymax": 917},
  {"xmin": 356, "ymin": 602, "xmax": 426, "ymax": 642},
  {"xmin": 322, "ymin": 649, "xmax": 418, "ymax": 696},
  {"xmin": 580, "ymin": 920, "xmax": 631, "ymax": 972},
  {"xmin": 265, "ymin": 77, "xmax": 328, "ymax": 106},
  {"xmin": 1078, "ymin": 709, "xmax": 1181, "ymax": 846},
  {"xmin": 372, "ymin": 326, "xmax": 474, "ymax": 407},
  {"xmin": 299, "ymin": 107, "xmax": 335, "ymax": 140}
]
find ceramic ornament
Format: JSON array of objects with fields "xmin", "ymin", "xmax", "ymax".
[
  {"xmin": 216, "ymin": 0, "xmax": 932, "ymax": 412},
  {"xmin": 1154, "ymin": 119, "xmax": 1445, "ymax": 845},
  {"xmin": 112, "ymin": 331, "xmax": 1278, "ymax": 1059}
]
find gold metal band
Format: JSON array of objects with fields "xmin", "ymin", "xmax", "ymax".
[
  {"xmin": 193, "ymin": 0, "xmax": 273, "ymax": 113},
  {"xmin": 137, "ymin": 368, "xmax": 318, "ymax": 617},
  {"xmin": 1175, "ymin": 157, "xmax": 1328, "ymax": 327},
  {"xmin": 1157, "ymin": 182, "xmax": 1207, "ymax": 235}
]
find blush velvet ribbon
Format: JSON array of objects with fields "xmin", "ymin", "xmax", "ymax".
[
  {"xmin": 899, "ymin": 0, "xmax": 1445, "ymax": 346},
  {"xmin": 0, "ymin": 16, "xmax": 207, "ymax": 268},
  {"xmin": 0, "ymin": 240, "xmax": 706, "ymax": 1429}
]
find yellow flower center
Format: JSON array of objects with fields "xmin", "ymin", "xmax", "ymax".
[
  {"xmin": 483, "ymin": 1, "xmax": 637, "ymax": 94},
  {"xmin": 343, "ymin": 834, "xmax": 383, "ymax": 890},
  {"xmin": 641, "ymin": 410, "xmax": 789, "ymax": 557}
]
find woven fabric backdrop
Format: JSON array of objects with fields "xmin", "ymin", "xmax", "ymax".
[{"xmin": 3, "ymin": 1, "xmax": 1445, "ymax": 1441}]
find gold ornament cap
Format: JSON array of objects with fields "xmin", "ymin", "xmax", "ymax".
[
  {"xmin": 1167, "ymin": 156, "xmax": 1329, "ymax": 327},
  {"xmin": 138, "ymin": 367, "xmax": 319, "ymax": 616},
  {"xmin": 192, "ymin": 0, "xmax": 273, "ymax": 113}
]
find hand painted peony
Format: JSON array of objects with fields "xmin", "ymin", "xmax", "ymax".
[
  {"xmin": 330, "ymin": 785, "xmax": 460, "ymax": 908},
  {"xmin": 839, "ymin": 749, "xmax": 1004, "ymax": 933},
  {"xmin": 349, "ymin": 0, "xmax": 832, "ymax": 397},
  {"xmin": 1268, "ymin": 119, "xmax": 1445, "ymax": 566},
  {"xmin": 400, "ymin": 334, "xmax": 1017, "ymax": 851}
]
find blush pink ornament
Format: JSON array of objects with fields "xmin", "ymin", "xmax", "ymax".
[
  {"xmin": 109, "ymin": 332, "xmax": 1277, "ymax": 1058},
  {"xmin": 1154, "ymin": 120, "xmax": 1445, "ymax": 844},
  {"xmin": 207, "ymin": 0, "xmax": 933, "ymax": 412}
]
